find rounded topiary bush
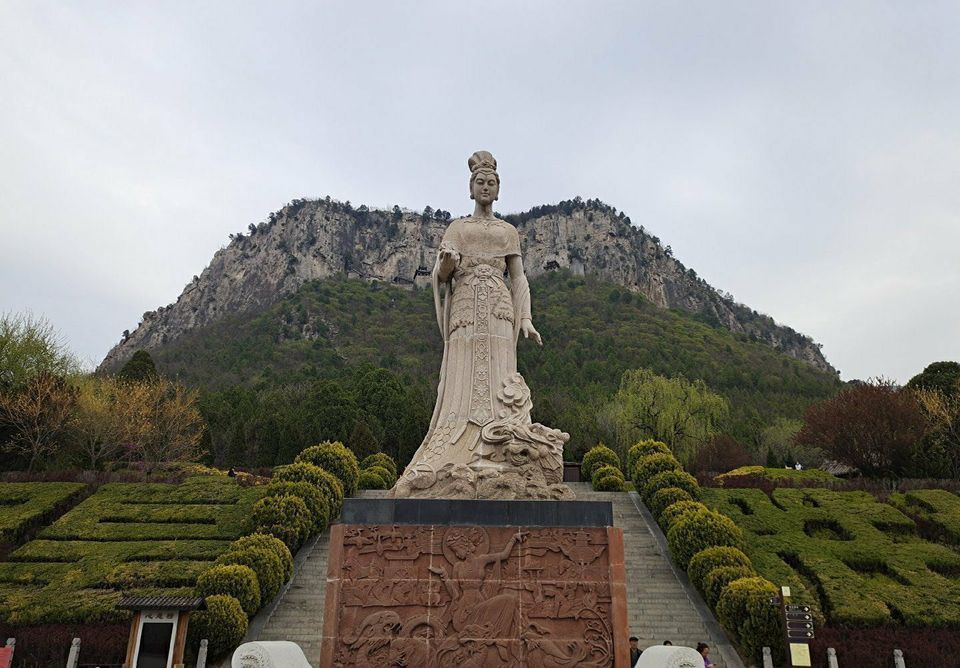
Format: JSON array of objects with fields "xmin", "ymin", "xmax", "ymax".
[
  {"xmin": 627, "ymin": 439, "xmax": 672, "ymax": 477},
  {"xmin": 359, "ymin": 469, "xmax": 390, "ymax": 490},
  {"xmin": 264, "ymin": 480, "xmax": 330, "ymax": 532},
  {"xmin": 716, "ymin": 577, "xmax": 784, "ymax": 665},
  {"xmin": 667, "ymin": 508, "xmax": 745, "ymax": 569},
  {"xmin": 360, "ymin": 453, "xmax": 397, "ymax": 479},
  {"xmin": 273, "ymin": 462, "xmax": 345, "ymax": 517},
  {"xmin": 649, "ymin": 486, "xmax": 694, "ymax": 519},
  {"xmin": 659, "ymin": 500, "xmax": 708, "ymax": 530},
  {"xmin": 594, "ymin": 474, "xmax": 626, "ymax": 492},
  {"xmin": 633, "ymin": 453, "xmax": 683, "ymax": 490},
  {"xmin": 641, "ymin": 469, "xmax": 700, "ymax": 504},
  {"xmin": 591, "ymin": 464, "xmax": 625, "ymax": 487},
  {"xmin": 251, "ymin": 495, "xmax": 311, "ymax": 552},
  {"xmin": 581, "ymin": 445, "xmax": 620, "ymax": 481},
  {"xmin": 364, "ymin": 465, "xmax": 395, "ymax": 487},
  {"xmin": 688, "ymin": 546, "xmax": 754, "ymax": 594},
  {"xmin": 231, "ymin": 533, "xmax": 293, "ymax": 582},
  {"xmin": 703, "ymin": 565, "xmax": 756, "ymax": 608},
  {"xmin": 195, "ymin": 564, "xmax": 261, "ymax": 616},
  {"xmin": 216, "ymin": 546, "xmax": 285, "ymax": 603},
  {"xmin": 187, "ymin": 594, "xmax": 248, "ymax": 659},
  {"xmin": 295, "ymin": 441, "xmax": 360, "ymax": 496}
]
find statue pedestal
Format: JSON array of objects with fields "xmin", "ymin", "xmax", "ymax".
[{"xmin": 320, "ymin": 498, "xmax": 630, "ymax": 667}]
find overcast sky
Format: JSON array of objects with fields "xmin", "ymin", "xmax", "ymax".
[{"xmin": 1, "ymin": 1, "xmax": 958, "ymax": 382}]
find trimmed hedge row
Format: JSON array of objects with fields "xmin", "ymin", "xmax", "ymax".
[
  {"xmin": 582, "ymin": 445, "xmax": 620, "ymax": 485},
  {"xmin": 0, "ymin": 476, "xmax": 263, "ymax": 625},
  {"xmin": 296, "ymin": 441, "xmax": 360, "ymax": 496},
  {"xmin": 358, "ymin": 453, "xmax": 397, "ymax": 490},
  {"xmin": 0, "ymin": 482, "xmax": 87, "ymax": 545},
  {"xmin": 889, "ymin": 489, "xmax": 960, "ymax": 545},
  {"xmin": 189, "ymin": 443, "xmax": 368, "ymax": 660},
  {"xmin": 631, "ymin": 445, "xmax": 776, "ymax": 665}
]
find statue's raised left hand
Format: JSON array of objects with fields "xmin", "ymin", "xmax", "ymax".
[{"xmin": 520, "ymin": 319, "xmax": 542, "ymax": 346}]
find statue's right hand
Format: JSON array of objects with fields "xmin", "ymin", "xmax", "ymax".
[{"xmin": 438, "ymin": 248, "xmax": 460, "ymax": 273}]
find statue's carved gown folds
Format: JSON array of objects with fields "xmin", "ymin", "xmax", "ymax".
[{"xmin": 393, "ymin": 217, "xmax": 573, "ymax": 499}]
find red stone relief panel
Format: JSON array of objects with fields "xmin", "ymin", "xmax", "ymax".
[{"xmin": 321, "ymin": 524, "xmax": 630, "ymax": 667}]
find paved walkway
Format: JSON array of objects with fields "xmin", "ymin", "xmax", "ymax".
[{"xmin": 251, "ymin": 485, "xmax": 743, "ymax": 668}]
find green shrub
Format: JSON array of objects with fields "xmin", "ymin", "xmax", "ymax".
[
  {"xmin": 633, "ymin": 453, "xmax": 683, "ymax": 490},
  {"xmin": 295, "ymin": 441, "xmax": 360, "ymax": 496},
  {"xmin": 251, "ymin": 495, "xmax": 311, "ymax": 551},
  {"xmin": 592, "ymin": 464, "xmax": 625, "ymax": 486},
  {"xmin": 687, "ymin": 546, "xmax": 754, "ymax": 594},
  {"xmin": 359, "ymin": 470, "xmax": 390, "ymax": 490},
  {"xmin": 216, "ymin": 546, "xmax": 284, "ymax": 603},
  {"xmin": 581, "ymin": 445, "xmax": 620, "ymax": 480},
  {"xmin": 195, "ymin": 564, "xmax": 261, "ymax": 616},
  {"xmin": 231, "ymin": 533, "xmax": 293, "ymax": 582},
  {"xmin": 593, "ymin": 475, "xmax": 626, "ymax": 492},
  {"xmin": 641, "ymin": 469, "xmax": 700, "ymax": 504},
  {"xmin": 627, "ymin": 440, "xmax": 671, "ymax": 478},
  {"xmin": 360, "ymin": 453, "xmax": 397, "ymax": 479},
  {"xmin": 659, "ymin": 500, "xmax": 708, "ymax": 530},
  {"xmin": 716, "ymin": 577, "xmax": 784, "ymax": 665},
  {"xmin": 188, "ymin": 594, "xmax": 248, "ymax": 659},
  {"xmin": 264, "ymin": 481, "xmax": 329, "ymax": 532},
  {"xmin": 364, "ymin": 465, "xmax": 395, "ymax": 487},
  {"xmin": 703, "ymin": 565, "xmax": 756, "ymax": 607},
  {"xmin": 649, "ymin": 487, "xmax": 694, "ymax": 519},
  {"xmin": 667, "ymin": 508, "xmax": 745, "ymax": 568},
  {"xmin": 273, "ymin": 462, "xmax": 344, "ymax": 517}
]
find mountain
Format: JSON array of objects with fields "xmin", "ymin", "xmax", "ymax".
[
  {"xmin": 100, "ymin": 197, "xmax": 835, "ymax": 375},
  {"xmin": 141, "ymin": 272, "xmax": 841, "ymax": 466}
]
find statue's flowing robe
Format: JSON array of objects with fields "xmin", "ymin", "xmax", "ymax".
[{"xmin": 405, "ymin": 217, "xmax": 531, "ymax": 472}]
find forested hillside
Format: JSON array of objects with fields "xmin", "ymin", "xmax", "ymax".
[{"xmin": 148, "ymin": 272, "xmax": 842, "ymax": 468}]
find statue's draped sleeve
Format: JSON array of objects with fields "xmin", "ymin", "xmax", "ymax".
[{"xmin": 505, "ymin": 224, "xmax": 531, "ymax": 343}]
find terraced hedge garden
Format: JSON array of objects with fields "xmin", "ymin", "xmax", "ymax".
[
  {"xmin": 701, "ymin": 487, "xmax": 960, "ymax": 627},
  {"xmin": 0, "ymin": 482, "xmax": 87, "ymax": 545},
  {"xmin": 0, "ymin": 476, "xmax": 264, "ymax": 624}
]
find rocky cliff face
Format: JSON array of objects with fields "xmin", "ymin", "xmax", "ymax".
[{"xmin": 100, "ymin": 197, "xmax": 835, "ymax": 374}]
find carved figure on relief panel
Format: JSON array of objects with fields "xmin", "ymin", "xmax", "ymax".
[{"xmin": 392, "ymin": 151, "xmax": 573, "ymax": 500}]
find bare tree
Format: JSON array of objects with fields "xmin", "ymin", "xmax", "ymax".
[{"xmin": 0, "ymin": 372, "xmax": 77, "ymax": 471}]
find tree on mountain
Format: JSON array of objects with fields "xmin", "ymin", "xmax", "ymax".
[
  {"xmin": 118, "ymin": 350, "xmax": 160, "ymax": 382},
  {"xmin": 907, "ymin": 361, "xmax": 960, "ymax": 398},
  {"xmin": 795, "ymin": 379, "xmax": 926, "ymax": 478},
  {"xmin": 605, "ymin": 368, "xmax": 729, "ymax": 466},
  {"xmin": 348, "ymin": 419, "xmax": 379, "ymax": 460}
]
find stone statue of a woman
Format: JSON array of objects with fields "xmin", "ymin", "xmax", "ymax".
[{"xmin": 392, "ymin": 151, "xmax": 572, "ymax": 499}]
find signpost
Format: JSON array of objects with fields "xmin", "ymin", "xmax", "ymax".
[{"xmin": 780, "ymin": 587, "xmax": 814, "ymax": 667}]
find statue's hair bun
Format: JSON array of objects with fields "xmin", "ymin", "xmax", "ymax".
[{"xmin": 468, "ymin": 150, "xmax": 497, "ymax": 174}]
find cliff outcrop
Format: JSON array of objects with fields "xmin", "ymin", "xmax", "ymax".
[{"xmin": 100, "ymin": 197, "xmax": 835, "ymax": 374}]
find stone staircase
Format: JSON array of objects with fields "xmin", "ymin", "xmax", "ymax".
[
  {"xmin": 252, "ymin": 485, "xmax": 743, "ymax": 667},
  {"xmin": 569, "ymin": 483, "xmax": 742, "ymax": 667}
]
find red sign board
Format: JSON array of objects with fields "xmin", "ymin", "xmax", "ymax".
[{"xmin": 0, "ymin": 645, "xmax": 14, "ymax": 668}]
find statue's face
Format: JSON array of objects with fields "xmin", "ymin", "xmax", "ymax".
[{"xmin": 471, "ymin": 172, "xmax": 499, "ymax": 205}]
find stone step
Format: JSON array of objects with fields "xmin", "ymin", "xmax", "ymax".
[{"xmin": 250, "ymin": 485, "xmax": 744, "ymax": 668}]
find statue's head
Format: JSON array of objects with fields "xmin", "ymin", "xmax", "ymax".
[{"xmin": 468, "ymin": 150, "xmax": 500, "ymax": 205}]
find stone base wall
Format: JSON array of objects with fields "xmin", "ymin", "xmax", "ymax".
[{"xmin": 320, "ymin": 523, "xmax": 630, "ymax": 667}]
